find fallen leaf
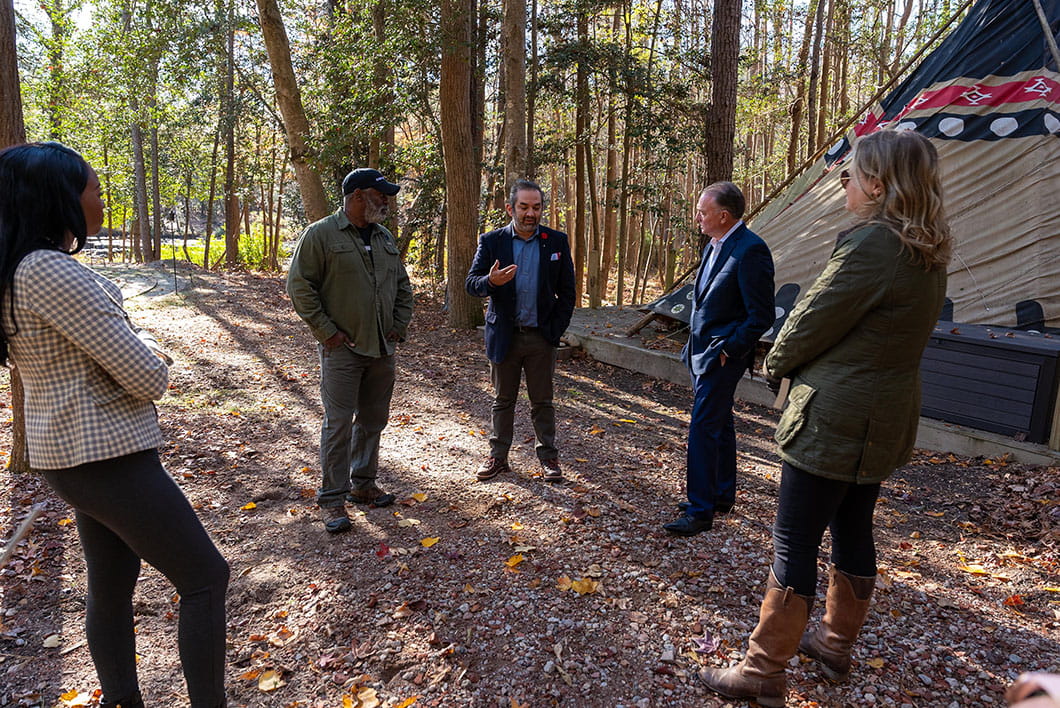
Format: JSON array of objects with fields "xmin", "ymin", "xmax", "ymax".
[
  {"xmin": 1003, "ymin": 595, "xmax": 1025, "ymax": 607},
  {"xmin": 420, "ymin": 537, "xmax": 440, "ymax": 548},
  {"xmin": 57, "ymin": 518, "xmax": 74, "ymax": 527},
  {"xmin": 959, "ymin": 564, "xmax": 990, "ymax": 576},
  {"xmin": 43, "ymin": 633, "xmax": 61, "ymax": 648},
  {"xmin": 506, "ymin": 554, "xmax": 525, "ymax": 568},
  {"xmin": 240, "ymin": 669, "xmax": 262, "ymax": 680},
  {"xmin": 691, "ymin": 633, "xmax": 718, "ymax": 654},
  {"xmin": 376, "ymin": 542, "xmax": 391, "ymax": 558},
  {"xmin": 411, "ymin": 493, "xmax": 428, "ymax": 502},
  {"xmin": 395, "ymin": 698, "xmax": 420, "ymax": 708},
  {"xmin": 241, "ymin": 502, "xmax": 257, "ymax": 511},
  {"xmin": 867, "ymin": 657, "xmax": 886, "ymax": 669},
  {"xmin": 571, "ymin": 577, "xmax": 599, "ymax": 595},
  {"xmin": 588, "ymin": 426, "xmax": 605, "ymax": 435},
  {"xmin": 257, "ymin": 669, "xmax": 286, "ymax": 691},
  {"xmin": 397, "ymin": 518, "xmax": 421, "ymax": 527},
  {"xmin": 556, "ymin": 575, "xmax": 573, "ymax": 591}
]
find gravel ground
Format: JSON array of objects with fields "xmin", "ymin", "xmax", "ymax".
[{"xmin": 0, "ymin": 262, "xmax": 1057, "ymax": 708}]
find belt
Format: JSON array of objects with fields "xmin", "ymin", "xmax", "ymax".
[{"xmin": 515, "ymin": 324, "xmax": 540, "ymax": 333}]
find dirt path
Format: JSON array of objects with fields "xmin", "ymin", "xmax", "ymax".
[{"xmin": 1, "ymin": 262, "xmax": 1057, "ymax": 707}]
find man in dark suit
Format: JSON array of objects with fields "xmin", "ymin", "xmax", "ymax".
[
  {"xmin": 466, "ymin": 179, "xmax": 576, "ymax": 483},
  {"xmin": 664, "ymin": 182, "xmax": 775, "ymax": 536}
]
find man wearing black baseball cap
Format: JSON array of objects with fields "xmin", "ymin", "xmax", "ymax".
[{"xmin": 287, "ymin": 168, "xmax": 413, "ymax": 533}]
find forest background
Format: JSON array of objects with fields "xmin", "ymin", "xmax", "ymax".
[{"xmin": 4, "ymin": 0, "xmax": 966, "ymax": 325}]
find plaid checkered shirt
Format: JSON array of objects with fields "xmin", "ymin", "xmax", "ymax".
[{"xmin": 4, "ymin": 250, "xmax": 169, "ymax": 469}]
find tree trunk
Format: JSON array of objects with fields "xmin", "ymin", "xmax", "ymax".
[
  {"xmin": 573, "ymin": 13, "xmax": 589, "ymax": 305},
  {"xmin": 704, "ymin": 0, "xmax": 743, "ymax": 184},
  {"xmin": 255, "ymin": 0, "xmax": 331, "ymax": 223},
  {"xmin": 806, "ymin": 0, "xmax": 826, "ymax": 156},
  {"xmin": 441, "ymin": 0, "xmax": 483, "ymax": 328},
  {"xmin": 0, "ymin": 0, "xmax": 27, "ymax": 474},
  {"xmin": 787, "ymin": 0, "xmax": 819, "ymax": 173},
  {"xmin": 130, "ymin": 120, "xmax": 150, "ymax": 263},
  {"xmin": 526, "ymin": 0, "xmax": 538, "ymax": 178},
  {"xmin": 501, "ymin": 0, "xmax": 527, "ymax": 185},
  {"xmin": 0, "ymin": 0, "xmax": 24, "ymax": 146},
  {"xmin": 600, "ymin": 10, "xmax": 620, "ymax": 303},
  {"xmin": 223, "ymin": 15, "xmax": 240, "ymax": 268}
]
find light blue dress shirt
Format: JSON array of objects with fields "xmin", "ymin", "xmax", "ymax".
[{"xmin": 510, "ymin": 224, "xmax": 540, "ymax": 328}]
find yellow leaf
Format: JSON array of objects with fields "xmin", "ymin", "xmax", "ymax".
[
  {"xmin": 556, "ymin": 575, "xmax": 573, "ymax": 591},
  {"xmin": 57, "ymin": 518, "xmax": 74, "ymax": 527},
  {"xmin": 586, "ymin": 507, "xmax": 602, "ymax": 517},
  {"xmin": 618, "ymin": 418, "xmax": 636, "ymax": 423},
  {"xmin": 240, "ymin": 669, "xmax": 261, "ymax": 680},
  {"xmin": 506, "ymin": 554, "xmax": 525, "ymax": 568},
  {"xmin": 420, "ymin": 537, "xmax": 440, "ymax": 547},
  {"xmin": 959, "ymin": 564, "xmax": 990, "ymax": 575},
  {"xmin": 1043, "ymin": 586, "xmax": 1060, "ymax": 592},
  {"xmin": 574, "ymin": 458, "xmax": 588, "ymax": 463},
  {"xmin": 60, "ymin": 690, "xmax": 79, "ymax": 702},
  {"xmin": 463, "ymin": 583, "xmax": 476, "ymax": 594},
  {"xmin": 511, "ymin": 521, "xmax": 524, "ymax": 530},
  {"xmin": 571, "ymin": 577, "xmax": 599, "ymax": 595},
  {"xmin": 241, "ymin": 502, "xmax": 257, "ymax": 511},
  {"xmin": 343, "ymin": 696, "xmax": 354, "ymax": 708},
  {"xmin": 924, "ymin": 511, "xmax": 944, "ymax": 517},
  {"xmin": 588, "ymin": 426, "xmax": 605, "ymax": 435},
  {"xmin": 395, "ymin": 697, "xmax": 420, "ymax": 708},
  {"xmin": 909, "ymin": 531, "xmax": 921, "ymax": 539},
  {"xmin": 257, "ymin": 669, "xmax": 286, "ymax": 692},
  {"xmin": 867, "ymin": 657, "xmax": 885, "ymax": 669},
  {"xmin": 411, "ymin": 493, "xmax": 428, "ymax": 502}
]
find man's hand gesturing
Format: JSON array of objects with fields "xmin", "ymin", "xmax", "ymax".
[{"xmin": 488, "ymin": 260, "xmax": 518, "ymax": 287}]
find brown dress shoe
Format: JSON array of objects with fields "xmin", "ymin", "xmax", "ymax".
[
  {"xmin": 476, "ymin": 457, "xmax": 510, "ymax": 481},
  {"xmin": 541, "ymin": 458, "xmax": 563, "ymax": 482}
]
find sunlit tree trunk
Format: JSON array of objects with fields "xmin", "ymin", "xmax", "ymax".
[
  {"xmin": 256, "ymin": 0, "xmax": 330, "ymax": 222},
  {"xmin": 441, "ymin": 0, "xmax": 482, "ymax": 328},
  {"xmin": 501, "ymin": 0, "xmax": 527, "ymax": 185}
]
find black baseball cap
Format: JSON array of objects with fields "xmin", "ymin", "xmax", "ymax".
[{"xmin": 342, "ymin": 168, "xmax": 400, "ymax": 196}]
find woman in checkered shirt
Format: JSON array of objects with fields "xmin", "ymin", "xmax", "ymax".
[{"xmin": 0, "ymin": 142, "xmax": 229, "ymax": 708}]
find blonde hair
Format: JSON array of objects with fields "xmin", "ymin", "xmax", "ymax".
[{"xmin": 850, "ymin": 129, "xmax": 951, "ymax": 270}]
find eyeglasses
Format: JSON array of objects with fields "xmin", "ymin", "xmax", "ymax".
[{"xmin": 839, "ymin": 170, "xmax": 851, "ymax": 190}]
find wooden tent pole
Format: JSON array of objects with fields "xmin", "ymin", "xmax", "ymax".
[{"xmin": 1031, "ymin": 0, "xmax": 1060, "ymax": 71}]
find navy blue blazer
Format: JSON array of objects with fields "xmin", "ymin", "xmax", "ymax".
[
  {"xmin": 466, "ymin": 224, "xmax": 577, "ymax": 363},
  {"xmin": 682, "ymin": 223, "xmax": 776, "ymax": 377}
]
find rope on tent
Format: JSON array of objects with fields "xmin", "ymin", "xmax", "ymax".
[
  {"xmin": 745, "ymin": 0, "xmax": 978, "ymax": 222},
  {"xmin": 1031, "ymin": 0, "xmax": 1060, "ymax": 71}
]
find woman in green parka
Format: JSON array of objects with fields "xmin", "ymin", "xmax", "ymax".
[{"xmin": 701, "ymin": 129, "xmax": 952, "ymax": 707}]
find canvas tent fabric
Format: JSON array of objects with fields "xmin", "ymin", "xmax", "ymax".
[{"xmin": 752, "ymin": 0, "xmax": 1060, "ymax": 328}]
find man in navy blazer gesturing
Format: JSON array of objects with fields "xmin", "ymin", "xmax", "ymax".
[
  {"xmin": 466, "ymin": 179, "xmax": 576, "ymax": 483},
  {"xmin": 665, "ymin": 182, "xmax": 775, "ymax": 536}
]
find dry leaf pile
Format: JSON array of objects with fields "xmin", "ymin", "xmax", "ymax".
[{"xmin": 0, "ymin": 262, "xmax": 1057, "ymax": 707}]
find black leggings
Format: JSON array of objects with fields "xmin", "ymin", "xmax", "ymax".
[
  {"xmin": 42, "ymin": 449, "xmax": 229, "ymax": 707},
  {"xmin": 771, "ymin": 461, "xmax": 880, "ymax": 596}
]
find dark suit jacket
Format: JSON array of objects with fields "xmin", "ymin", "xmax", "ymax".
[
  {"xmin": 682, "ymin": 223, "xmax": 776, "ymax": 376},
  {"xmin": 465, "ymin": 224, "xmax": 577, "ymax": 363}
]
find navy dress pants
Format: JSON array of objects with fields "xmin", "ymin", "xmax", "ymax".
[{"xmin": 685, "ymin": 356, "xmax": 747, "ymax": 518}]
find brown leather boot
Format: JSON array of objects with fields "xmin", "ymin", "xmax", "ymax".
[
  {"xmin": 799, "ymin": 564, "xmax": 875, "ymax": 681},
  {"xmin": 699, "ymin": 570, "xmax": 813, "ymax": 707}
]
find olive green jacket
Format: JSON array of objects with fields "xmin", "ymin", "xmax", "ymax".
[
  {"xmin": 765, "ymin": 224, "xmax": 946, "ymax": 484},
  {"xmin": 287, "ymin": 209, "xmax": 413, "ymax": 357}
]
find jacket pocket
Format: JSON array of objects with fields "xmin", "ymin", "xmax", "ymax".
[
  {"xmin": 775, "ymin": 382, "xmax": 816, "ymax": 447},
  {"xmin": 858, "ymin": 417, "xmax": 912, "ymax": 477}
]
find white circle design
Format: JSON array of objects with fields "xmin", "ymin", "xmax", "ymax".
[
  {"xmin": 991, "ymin": 117, "xmax": 1018, "ymax": 136},
  {"xmin": 827, "ymin": 140, "xmax": 845, "ymax": 156},
  {"xmin": 896, "ymin": 121, "xmax": 917, "ymax": 132},
  {"xmin": 1044, "ymin": 113, "xmax": 1060, "ymax": 134},
  {"xmin": 939, "ymin": 117, "xmax": 965, "ymax": 136},
  {"xmin": 671, "ymin": 304, "xmax": 685, "ymax": 315}
]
